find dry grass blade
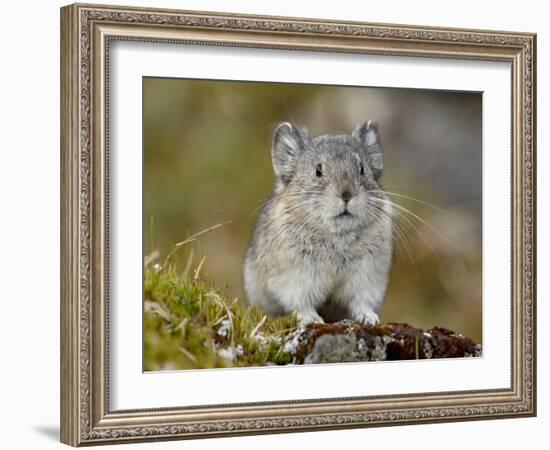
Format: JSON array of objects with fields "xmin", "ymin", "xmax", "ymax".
[
  {"xmin": 179, "ymin": 347, "xmax": 198, "ymax": 364},
  {"xmin": 193, "ymin": 256, "xmax": 206, "ymax": 281},
  {"xmin": 175, "ymin": 221, "xmax": 232, "ymax": 247},
  {"xmin": 206, "ymin": 292, "xmax": 235, "ymax": 347},
  {"xmin": 144, "ymin": 249, "xmax": 160, "ymax": 268},
  {"xmin": 164, "ymin": 221, "xmax": 232, "ymax": 266},
  {"xmin": 144, "ymin": 300, "xmax": 175, "ymax": 323},
  {"xmin": 249, "ymin": 315, "xmax": 268, "ymax": 339},
  {"xmin": 182, "ymin": 248, "xmax": 195, "ymax": 279}
]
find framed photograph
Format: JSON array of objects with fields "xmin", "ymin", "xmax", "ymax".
[{"xmin": 60, "ymin": 3, "xmax": 536, "ymax": 446}]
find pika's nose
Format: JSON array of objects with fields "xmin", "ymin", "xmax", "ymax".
[{"xmin": 341, "ymin": 190, "xmax": 352, "ymax": 203}]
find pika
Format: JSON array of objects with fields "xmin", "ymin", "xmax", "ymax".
[{"xmin": 244, "ymin": 121, "xmax": 393, "ymax": 326}]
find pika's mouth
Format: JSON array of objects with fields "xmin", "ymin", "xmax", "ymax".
[{"xmin": 336, "ymin": 209, "xmax": 353, "ymax": 219}]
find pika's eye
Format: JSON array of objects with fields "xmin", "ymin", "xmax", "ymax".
[
  {"xmin": 360, "ymin": 164, "xmax": 365, "ymax": 176},
  {"xmin": 316, "ymin": 164, "xmax": 323, "ymax": 177}
]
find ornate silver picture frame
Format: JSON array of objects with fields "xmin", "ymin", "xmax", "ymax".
[{"xmin": 60, "ymin": 3, "xmax": 536, "ymax": 446}]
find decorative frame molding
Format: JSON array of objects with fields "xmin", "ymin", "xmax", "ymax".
[{"xmin": 60, "ymin": 3, "xmax": 536, "ymax": 446}]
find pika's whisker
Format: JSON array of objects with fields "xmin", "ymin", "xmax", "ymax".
[
  {"xmin": 366, "ymin": 202, "xmax": 418, "ymax": 271},
  {"xmin": 370, "ymin": 197, "xmax": 441, "ymax": 263},
  {"xmin": 248, "ymin": 191, "xmax": 323, "ymax": 217},
  {"xmin": 367, "ymin": 189, "xmax": 454, "ymax": 217},
  {"xmin": 369, "ymin": 196, "xmax": 457, "ymax": 250}
]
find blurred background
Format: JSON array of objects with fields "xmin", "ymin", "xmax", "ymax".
[{"xmin": 143, "ymin": 77, "xmax": 482, "ymax": 343}]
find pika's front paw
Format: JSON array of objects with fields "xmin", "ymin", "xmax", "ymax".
[
  {"xmin": 352, "ymin": 310, "xmax": 380, "ymax": 326},
  {"xmin": 297, "ymin": 311, "xmax": 325, "ymax": 327}
]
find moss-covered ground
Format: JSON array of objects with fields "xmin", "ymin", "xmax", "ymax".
[{"xmin": 143, "ymin": 254, "xmax": 298, "ymax": 371}]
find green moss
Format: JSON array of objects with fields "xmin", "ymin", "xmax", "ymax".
[{"xmin": 143, "ymin": 259, "xmax": 297, "ymax": 371}]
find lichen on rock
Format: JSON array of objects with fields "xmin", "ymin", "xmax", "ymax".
[{"xmin": 285, "ymin": 321, "xmax": 482, "ymax": 365}]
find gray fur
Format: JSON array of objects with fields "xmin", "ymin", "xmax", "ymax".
[{"xmin": 244, "ymin": 121, "xmax": 393, "ymax": 326}]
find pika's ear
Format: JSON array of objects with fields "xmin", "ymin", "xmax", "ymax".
[
  {"xmin": 352, "ymin": 120, "xmax": 383, "ymax": 180},
  {"xmin": 271, "ymin": 122, "xmax": 307, "ymax": 185}
]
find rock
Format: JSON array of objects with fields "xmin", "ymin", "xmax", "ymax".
[
  {"xmin": 304, "ymin": 333, "xmax": 358, "ymax": 364},
  {"xmin": 284, "ymin": 321, "xmax": 482, "ymax": 364}
]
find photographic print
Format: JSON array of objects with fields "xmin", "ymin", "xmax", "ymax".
[
  {"xmin": 61, "ymin": 4, "xmax": 535, "ymax": 445},
  {"xmin": 143, "ymin": 78, "xmax": 483, "ymax": 371}
]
